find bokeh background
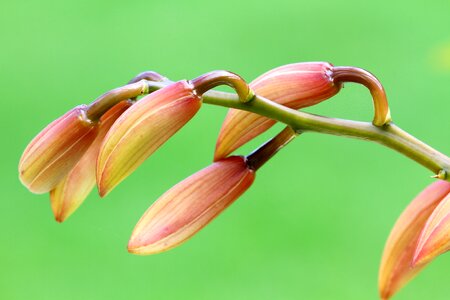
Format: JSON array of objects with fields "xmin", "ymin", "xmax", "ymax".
[{"xmin": 1, "ymin": 0, "xmax": 449, "ymax": 299}]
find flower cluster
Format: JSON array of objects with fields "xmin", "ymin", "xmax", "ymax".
[{"xmin": 19, "ymin": 63, "xmax": 449, "ymax": 299}]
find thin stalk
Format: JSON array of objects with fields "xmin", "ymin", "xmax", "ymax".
[
  {"xmin": 127, "ymin": 71, "xmax": 167, "ymax": 101},
  {"xmin": 190, "ymin": 71, "xmax": 254, "ymax": 103},
  {"xmin": 246, "ymin": 127, "xmax": 298, "ymax": 171},
  {"xmin": 86, "ymin": 81, "xmax": 150, "ymax": 121},
  {"xmin": 86, "ymin": 71, "xmax": 168, "ymax": 121}
]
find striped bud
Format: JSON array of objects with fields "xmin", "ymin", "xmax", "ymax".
[
  {"xmin": 414, "ymin": 191, "xmax": 450, "ymax": 267},
  {"xmin": 97, "ymin": 81, "xmax": 201, "ymax": 197},
  {"xmin": 214, "ymin": 62, "xmax": 341, "ymax": 160},
  {"xmin": 19, "ymin": 105, "xmax": 98, "ymax": 194},
  {"xmin": 50, "ymin": 101, "xmax": 132, "ymax": 222},
  {"xmin": 128, "ymin": 156, "xmax": 255, "ymax": 255},
  {"xmin": 378, "ymin": 180, "xmax": 450, "ymax": 300}
]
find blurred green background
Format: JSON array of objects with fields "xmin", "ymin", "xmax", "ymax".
[{"xmin": 1, "ymin": 0, "xmax": 449, "ymax": 299}]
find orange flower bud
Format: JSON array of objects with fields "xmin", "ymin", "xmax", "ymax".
[
  {"xmin": 128, "ymin": 156, "xmax": 255, "ymax": 255},
  {"xmin": 19, "ymin": 105, "xmax": 98, "ymax": 194},
  {"xmin": 214, "ymin": 62, "xmax": 341, "ymax": 160},
  {"xmin": 97, "ymin": 81, "xmax": 201, "ymax": 197},
  {"xmin": 378, "ymin": 180, "xmax": 450, "ymax": 299},
  {"xmin": 50, "ymin": 101, "xmax": 132, "ymax": 222},
  {"xmin": 414, "ymin": 191, "xmax": 450, "ymax": 267}
]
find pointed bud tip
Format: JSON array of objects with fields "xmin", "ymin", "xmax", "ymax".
[
  {"xmin": 412, "ymin": 252, "xmax": 426, "ymax": 267},
  {"xmin": 19, "ymin": 105, "xmax": 98, "ymax": 193},
  {"xmin": 127, "ymin": 236, "xmax": 175, "ymax": 255},
  {"xmin": 127, "ymin": 243, "xmax": 157, "ymax": 255},
  {"xmin": 96, "ymin": 168, "xmax": 123, "ymax": 198},
  {"xmin": 97, "ymin": 182, "xmax": 109, "ymax": 198},
  {"xmin": 50, "ymin": 193, "xmax": 69, "ymax": 223},
  {"xmin": 127, "ymin": 241, "xmax": 140, "ymax": 254}
]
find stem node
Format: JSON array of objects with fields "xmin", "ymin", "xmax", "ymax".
[{"xmin": 432, "ymin": 170, "xmax": 448, "ymax": 180}]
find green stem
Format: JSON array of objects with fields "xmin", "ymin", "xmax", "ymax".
[
  {"xmin": 83, "ymin": 79, "xmax": 450, "ymax": 181},
  {"xmin": 145, "ymin": 81, "xmax": 449, "ymax": 180}
]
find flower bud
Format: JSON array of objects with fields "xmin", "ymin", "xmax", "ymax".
[
  {"xmin": 19, "ymin": 105, "xmax": 98, "ymax": 194},
  {"xmin": 128, "ymin": 156, "xmax": 255, "ymax": 255},
  {"xmin": 414, "ymin": 191, "xmax": 450, "ymax": 267},
  {"xmin": 97, "ymin": 81, "xmax": 201, "ymax": 197},
  {"xmin": 50, "ymin": 101, "xmax": 132, "ymax": 222},
  {"xmin": 378, "ymin": 180, "xmax": 450, "ymax": 299},
  {"xmin": 214, "ymin": 62, "xmax": 341, "ymax": 160}
]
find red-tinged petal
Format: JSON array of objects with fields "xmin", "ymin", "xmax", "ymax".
[
  {"xmin": 19, "ymin": 105, "xmax": 98, "ymax": 194},
  {"xmin": 379, "ymin": 180, "xmax": 450, "ymax": 300},
  {"xmin": 97, "ymin": 81, "xmax": 201, "ymax": 197},
  {"xmin": 50, "ymin": 101, "xmax": 132, "ymax": 222},
  {"xmin": 414, "ymin": 192, "xmax": 450, "ymax": 266},
  {"xmin": 214, "ymin": 62, "xmax": 340, "ymax": 160},
  {"xmin": 128, "ymin": 156, "xmax": 255, "ymax": 255}
]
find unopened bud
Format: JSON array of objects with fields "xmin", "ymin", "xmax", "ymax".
[
  {"xmin": 50, "ymin": 101, "xmax": 132, "ymax": 222},
  {"xmin": 128, "ymin": 156, "xmax": 255, "ymax": 255},
  {"xmin": 214, "ymin": 62, "xmax": 340, "ymax": 160},
  {"xmin": 96, "ymin": 81, "xmax": 201, "ymax": 197}
]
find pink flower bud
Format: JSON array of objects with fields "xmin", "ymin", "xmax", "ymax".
[
  {"xmin": 19, "ymin": 105, "xmax": 98, "ymax": 194},
  {"xmin": 414, "ymin": 191, "xmax": 450, "ymax": 267},
  {"xmin": 96, "ymin": 81, "xmax": 201, "ymax": 197},
  {"xmin": 50, "ymin": 101, "xmax": 132, "ymax": 222},
  {"xmin": 378, "ymin": 180, "xmax": 450, "ymax": 299},
  {"xmin": 128, "ymin": 156, "xmax": 255, "ymax": 255},
  {"xmin": 214, "ymin": 62, "xmax": 341, "ymax": 160}
]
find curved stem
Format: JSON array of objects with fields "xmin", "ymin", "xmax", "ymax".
[
  {"xmin": 127, "ymin": 71, "xmax": 167, "ymax": 84},
  {"xmin": 332, "ymin": 66, "xmax": 391, "ymax": 126},
  {"xmin": 190, "ymin": 71, "xmax": 254, "ymax": 103},
  {"xmin": 85, "ymin": 81, "xmax": 150, "ymax": 121},
  {"xmin": 201, "ymin": 90, "xmax": 449, "ymax": 180},
  {"xmin": 86, "ymin": 71, "xmax": 168, "ymax": 121},
  {"xmin": 127, "ymin": 71, "xmax": 167, "ymax": 101},
  {"xmin": 142, "ymin": 80, "xmax": 448, "ymax": 180},
  {"xmin": 83, "ymin": 78, "xmax": 450, "ymax": 181}
]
